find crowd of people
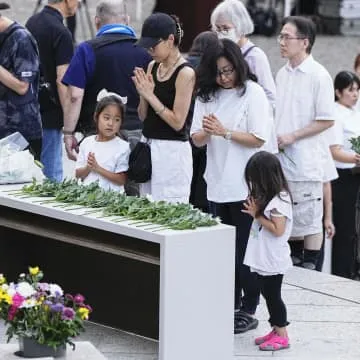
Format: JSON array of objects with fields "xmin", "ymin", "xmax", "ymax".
[{"xmin": 1, "ymin": 0, "xmax": 360, "ymax": 352}]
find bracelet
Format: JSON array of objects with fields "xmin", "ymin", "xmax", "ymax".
[{"xmin": 155, "ymin": 105, "xmax": 166, "ymax": 115}]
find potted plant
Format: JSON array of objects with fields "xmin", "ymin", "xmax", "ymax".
[{"xmin": 0, "ymin": 267, "xmax": 92, "ymax": 358}]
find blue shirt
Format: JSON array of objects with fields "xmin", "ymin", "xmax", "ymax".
[{"xmin": 0, "ymin": 23, "xmax": 42, "ymax": 141}]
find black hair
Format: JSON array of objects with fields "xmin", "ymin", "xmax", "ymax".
[
  {"xmin": 282, "ymin": 16, "xmax": 316, "ymax": 54},
  {"xmin": 94, "ymin": 96, "xmax": 126, "ymax": 130},
  {"xmin": 169, "ymin": 14, "xmax": 184, "ymax": 47},
  {"xmin": 188, "ymin": 31, "xmax": 219, "ymax": 57},
  {"xmin": 244, "ymin": 151, "xmax": 291, "ymax": 218},
  {"xmin": 195, "ymin": 38, "xmax": 257, "ymax": 102},
  {"xmin": 334, "ymin": 71, "xmax": 360, "ymax": 101}
]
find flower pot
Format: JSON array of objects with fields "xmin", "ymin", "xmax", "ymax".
[{"xmin": 15, "ymin": 337, "xmax": 66, "ymax": 358}]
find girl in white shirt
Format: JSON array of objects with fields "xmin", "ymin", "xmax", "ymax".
[
  {"xmin": 330, "ymin": 71, "xmax": 360, "ymax": 278},
  {"xmin": 191, "ymin": 38, "xmax": 273, "ymax": 334},
  {"xmin": 243, "ymin": 151, "xmax": 292, "ymax": 352},
  {"xmin": 75, "ymin": 90, "xmax": 130, "ymax": 192}
]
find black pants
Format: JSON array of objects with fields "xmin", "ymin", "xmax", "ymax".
[
  {"xmin": 332, "ymin": 169, "xmax": 360, "ymax": 278},
  {"xmin": 189, "ymin": 145, "xmax": 208, "ymax": 212},
  {"xmin": 257, "ymin": 274, "xmax": 288, "ymax": 327},
  {"xmin": 215, "ymin": 201, "xmax": 260, "ymax": 314}
]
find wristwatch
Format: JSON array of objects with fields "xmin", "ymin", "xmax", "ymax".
[{"xmin": 224, "ymin": 131, "xmax": 232, "ymax": 141}]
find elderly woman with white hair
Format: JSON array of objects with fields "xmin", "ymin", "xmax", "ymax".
[{"xmin": 210, "ymin": 0, "xmax": 276, "ymax": 108}]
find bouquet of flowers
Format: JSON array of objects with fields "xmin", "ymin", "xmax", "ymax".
[{"xmin": 0, "ymin": 267, "xmax": 92, "ymax": 350}]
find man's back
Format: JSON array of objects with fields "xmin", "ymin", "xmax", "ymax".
[
  {"xmin": 62, "ymin": 31, "xmax": 151, "ymax": 133},
  {"xmin": 26, "ymin": 6, "xmax": 74, "ymax": 129},
  {"xmin": 0, "ymin": 22, "xmax": 41, "ymax": 142}
]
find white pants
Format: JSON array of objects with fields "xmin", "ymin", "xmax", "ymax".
[{"xmin": 140, "ymin": 139, "xmax": 193, "ymax": 204}]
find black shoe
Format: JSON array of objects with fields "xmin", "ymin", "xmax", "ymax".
[{"xmin": 234, "ymin": 312, "xmax": 259, "ymax": 334}]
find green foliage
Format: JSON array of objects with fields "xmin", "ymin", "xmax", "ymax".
[
  {"xmin": 21, "ymin": 179, "xmax": 219, "ymax": 230},
  {"xmin": 350, "ymin": 136, "xmax": 360, "ymax": 154}
]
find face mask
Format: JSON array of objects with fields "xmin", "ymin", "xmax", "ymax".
[{"xmin": 217, "ymin": 28, "xmax": 239, "ymax": 43}]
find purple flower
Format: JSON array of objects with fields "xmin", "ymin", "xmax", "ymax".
[
  {"xmin": 50, "ymin": 303, "xmax": 64, "ymax": 313},
  {"xmin": 74, "ymin": 294, "xmax": 85, "ymax": 304},
  {"xmin": 61, "ymin": 307, "xmax": 75, "ymax": 320},
  {"xmin": 37, "ymin": 283, "xmax": 50, "ymax": 292}
]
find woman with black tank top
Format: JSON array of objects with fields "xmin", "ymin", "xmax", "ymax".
[{"xmin": 133, "ymin": 13, "xmax": 195, "ymax": 203}]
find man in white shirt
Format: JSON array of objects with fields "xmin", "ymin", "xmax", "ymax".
[{"xmin": 275, "ymin": 16, "xmax": 335, "ymax": 270}]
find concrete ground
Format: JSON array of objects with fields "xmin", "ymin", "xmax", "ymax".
[{"xmin": 1, "ymin": 266, "xmax": 359, "ymax": 359}]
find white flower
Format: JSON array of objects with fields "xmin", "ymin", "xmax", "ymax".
[
  {"xmin": 1, "ymin": 284, "xmax": 9, "ymax": 291},
  {"xmin": 16, "ymin": 282, "xmax": 36, "ymax": 298},
  {"xmin": 145, "ymin": 194, "xmax": 154, "ymax": 202},
  {"xmin": 20, "ymin": 299, "xmax": 37, "ymax": 308},
  {"xmin": 7, "ymin": 283, "xmax": 16, "ymax": 297},
  {"xmin": 19, "ymin": 273, "xmax": 26, "ymax": 278},
  {"xmin": 49, "ymin": 284, "xmax": 63, "ymax": 297}
]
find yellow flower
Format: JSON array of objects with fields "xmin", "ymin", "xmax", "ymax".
[
  {"xmin": 29, "ymin": 266, "xmax": 40, "ymax": 276},
  {"xmin": 0, "ymin": 274, "xmax": 6, "ymax": 285},
  {"xmin": 78, "ymin": 307, "xmax": 90, "ymax": 320},
  {"xmin": 1, "ymin": 293, "xmax": 12, "ymax": 305}
]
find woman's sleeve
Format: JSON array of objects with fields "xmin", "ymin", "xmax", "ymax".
[
  {"xmin": 246, "ymin": 85, "xmax": 269, "ymax": 141},
  {"xmin": 190, "ymin": 98, "xmax": 206, "ymax": 135}
]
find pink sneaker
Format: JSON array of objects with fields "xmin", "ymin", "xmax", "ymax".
[
  {"xmin": 254, "ymin": 329, "xmax": 275, "ymax": 345},
  {"xmin": 259, "ymin": 334, "xmax": 290, "ymax": 351}
]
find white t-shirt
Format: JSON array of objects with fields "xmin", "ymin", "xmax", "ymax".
[
  {"xmin": 332, "ymin": 102, "xmax": 360, "ymax": 169},
  {"xmin": 75, "ymin": 135, "xmax": 130, "ymax": 192},
  {"xmin": 275, "ymin": 55, "xmax": 335, "ymax": 182},
  {"xmin": 244, "ymin": 192, "xmax": 293, "ymax": 275},
  {"xmin": 190, "ymin": 81, "xmax": 272, "ymax": 202},
  {"xmin": 320, "ymin": 127, "xmax": 338, "ymax": 182}
]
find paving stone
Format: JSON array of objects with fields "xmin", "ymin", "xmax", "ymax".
[{"xmin": 0, "ymin": 341, "xmax": 106, "ymax": 359}]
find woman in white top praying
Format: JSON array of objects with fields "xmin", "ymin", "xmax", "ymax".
[
  {"xmin": 75, "ymin": 89, "xmax": 130, "ymax": 192},
  {"xmin": 190, "ymin": 38, "xmax": 273, "ymax": 334},
  {"xmin": 330, "ymin": 71, "xmax": 360, "ymax": 278},
  {"xmin": 242, "ymin": 151, "xmax": 292, "ymax": 352}
]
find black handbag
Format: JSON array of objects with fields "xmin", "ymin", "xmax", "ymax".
[{"xmin": 128, "ymin": 141, "xmax": 152, "ymax": 183}]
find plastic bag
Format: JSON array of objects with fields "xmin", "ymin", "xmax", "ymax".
[{"xmin": 0, "ymin": 133, "xmax": 44, "ymax": 184}]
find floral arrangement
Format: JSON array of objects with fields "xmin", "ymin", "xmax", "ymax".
[{"xmin": 0, "ymin": 267, "xmax": 92, "ymax": 349}]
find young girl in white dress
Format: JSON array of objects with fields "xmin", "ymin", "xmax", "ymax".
[
  {"xmin": 243, "ymin": 151, "xmax": 293, "ymax": 351},
  {"xmin": 75, "ymin": 89, "xmax": 130, "ymax": 192}
]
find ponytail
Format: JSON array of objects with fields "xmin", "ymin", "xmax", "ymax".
[{"xmin": 170, "ymin": 14, "xmax": 184, "ymax": 46}]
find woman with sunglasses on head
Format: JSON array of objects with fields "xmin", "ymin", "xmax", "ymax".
[
  {"xmin": 132, "ymin": 13, "xmax": 195, "ymax": 203},
  {"xmin": 191, "ymin": 38, "xmax": 274, "ymax": 334}
]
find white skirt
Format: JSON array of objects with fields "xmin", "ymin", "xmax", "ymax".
[{"xmin": 140, "ymin": 138, "xmax": 193, "ymax": 203}]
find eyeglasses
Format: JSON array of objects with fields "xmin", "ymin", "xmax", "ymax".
[
  {"xmin": 216, "ymin": 67, "xmax": 234, "ymax": 78},
  {"xmin": 277, "ymin": 34, "xmax": 306, "ymax": 43}
]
